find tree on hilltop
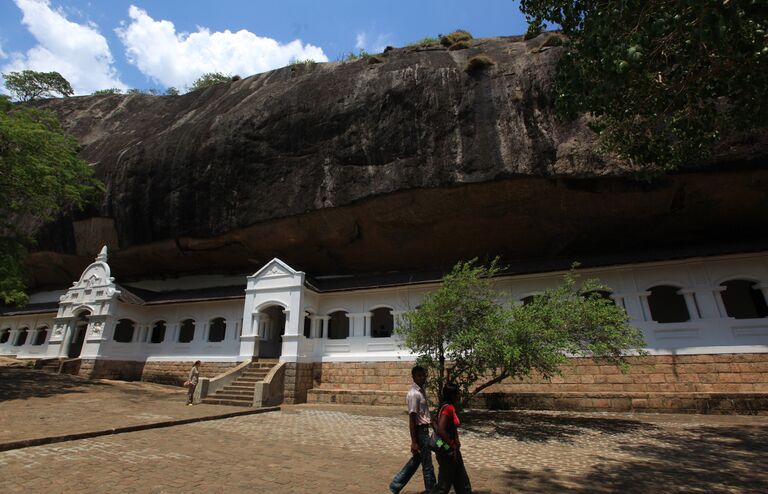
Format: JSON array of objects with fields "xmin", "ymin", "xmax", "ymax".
[{"xmin": 2, "ymin": 70, "xmax": 74, "ymax": 101}]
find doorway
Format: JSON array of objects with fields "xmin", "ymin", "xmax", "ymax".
[
  {"xmin": 258, "ymin": 305, "xmax": 285, "ymax": 359},
  {"xmin": 68, "ymin": 312, "xmax": 89, "ymax": 358}
]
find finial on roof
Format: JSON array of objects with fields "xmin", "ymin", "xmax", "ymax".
[{"xmin": 96, "ymin": 245, "xmax": 108, "ymax": 262}]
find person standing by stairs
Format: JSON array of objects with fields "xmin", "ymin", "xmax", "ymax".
[{"xmin": 185, "ymin": 361, "xmax": 201, "ymax": 406}]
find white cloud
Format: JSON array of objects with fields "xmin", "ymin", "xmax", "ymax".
[
  {"xmin": 0, "ymin": 43, "xmax": 6, "ymax": 59},
  {"xmin": 116, "ymin": 5, "xmax": 329, "ymax": 89},
  {"xmin": 1, "ymin": 0, "xmax": 126, "ymax": 95},
  {"xmin": 354, "ymin": 30, "xmax": 391, "ymax": 54}
]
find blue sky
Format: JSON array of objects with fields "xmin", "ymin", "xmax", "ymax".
[{"xmin": 0, "ymin": 0, "xmax": 529, "ymax": 95}]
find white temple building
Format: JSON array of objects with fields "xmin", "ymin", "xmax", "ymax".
[{"xmin": 2, "ymin": 247, "xmax": 767, "ymax": 412}]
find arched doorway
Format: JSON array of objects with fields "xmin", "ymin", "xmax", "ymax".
[
  {"xmin": 258, "ymin": 305, "xmax": 286, "ymax": 358},
  {"xmin": 68, "ymin": 312, "xmax": 89, "ymax": 358}
]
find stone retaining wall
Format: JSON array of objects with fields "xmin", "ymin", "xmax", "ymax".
[
  {"xmin": 312, "ymin": 354, "xmax": 768, "ymax": 395},
  {"xmin": 284, "ymin": 363, "xmax": 315, "ymax": 404},
  {"xmin": 77, "ymin": 359, "xmax": 239, "ymax": 385}
]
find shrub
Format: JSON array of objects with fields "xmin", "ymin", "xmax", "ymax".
[
  {"xmin": 440, "ymin": 30, "xmax": 472, "ymax": 47},
  {"xmin": 466, "ymin": 55, "xmax": 495, "ymax": 73},
  {"xmin": 290, "ymin": 59, "xmax": 316, "ymax": 66},
  {"xmin": 92, "ymin": 88, "xmax": 122, "ymax": 95},
  {"xmin": 448, "ymin": 40, "xmax": 471, "ymax": 51},
  {"xmin": 341, "ymin": 49, "xmax": 371, "ymax": 62},
  {"xmin": 407, "ymin": 36, "xmax": 440, "ymax": 48}
]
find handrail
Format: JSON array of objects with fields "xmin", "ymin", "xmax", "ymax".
[
  {"xmin": 195, "ymin": 360, "xmax": 252, "ymax": 403},
  {"xmin": 253, "ymin": 361, "xmax": 286, "ymax": 407}
]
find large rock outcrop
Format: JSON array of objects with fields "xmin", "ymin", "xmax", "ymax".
[{"xmin": 27, "ymin": 34, "xmax": 768, "ymax": 288}]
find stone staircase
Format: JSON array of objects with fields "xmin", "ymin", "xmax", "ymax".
[
  {"xmin": 37, "ymin": 358, "xmax": 64, "ymax": 373},
  {"xmin": 201, "ymin": 360, "xmax": 277, "ymax": 407}
]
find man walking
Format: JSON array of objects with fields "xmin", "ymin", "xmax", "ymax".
[{"xmin": 390, "ymin": 365, "xmax": 436, "ymax": 493}]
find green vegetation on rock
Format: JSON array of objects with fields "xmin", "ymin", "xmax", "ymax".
[
  {"xmin": 519, "ymin": 0, "xmax": 768, "ymax": 171},
  {"xmin": 0, "ymin": 96, "xmax": 102, "ymax": 304}
]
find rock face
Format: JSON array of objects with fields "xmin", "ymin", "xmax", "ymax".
[{"xmin": 28, "ymin": 35, "xmax": 768, "ymax": 288}]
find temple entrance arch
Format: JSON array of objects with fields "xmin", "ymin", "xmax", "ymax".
[
  {"xmin": 67, "ymin": 311, "xmax": 90, "ymax": 358},
  {"xmin": 257, "ymin": 305, "xmax": 286, "ymax": 359}
]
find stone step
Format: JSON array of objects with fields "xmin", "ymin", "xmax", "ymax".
[
  {"xmin": 214, "ymin": 389, "xmax": 254, "ymax": 397},
  {"xmin": 201, "ymin": 398, "xmax": 253, "ymax": 407},
  {"xmin": 223, "ymin": 384, "xmax": 256, "ymax": 391},
  {"xmin": 241, "ymin": 372, "xmax": 269, "ymax": 378},
  {"xmin": 234, "ymin": 378, "xmax": 263, "ymax": 384},
  {"xmin": 210, "ymin": 392, "xmax": 254, "ymax": 401}
]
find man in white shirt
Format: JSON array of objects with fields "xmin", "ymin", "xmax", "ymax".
[{"xmin": 389, "ymin": 365, "xmax": 436, "ymax": 493}]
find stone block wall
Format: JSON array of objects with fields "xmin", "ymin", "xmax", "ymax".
[
  {"xmin": 284, "ymin": 362, "xmax": 315, "ymax": 404},
  {"xmin": 313, "ymin": 362, "xmax": 413, "ymax": 392},
  {"xmin": 141, "ymin": 361, "xmax": 239, "ymax": 385},
  {"xmin": 76, "ymin": 359, "xmax": 239, "ymax": 385},
  {"xmin": 488, "ymin": 354, "xmax": 768, "ymax": 394},
  {"xmin": 311, "ymin": 354, "xmax": 768, "ymax": 395}
]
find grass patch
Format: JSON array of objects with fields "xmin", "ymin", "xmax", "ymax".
[
  {"xmin": 407, "ymin": 36, "xmax": 440, "ymax": 48},
  {"xmin": 466, "ymin": 54, "xmax": 495, "ymax": 73},
  {"xmin": 440, "ymin": 30, "xmax": 472, "ymax": 47}
]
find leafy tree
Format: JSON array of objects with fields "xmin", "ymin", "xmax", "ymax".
[
  {"xmin": 396, "ymin": 259, "xmax": 646, "ymax": 407},
  {"xmin": 164, "ymin": 87, "xmax": 180, "ymax": 96},
  {"xmin": 0, "ymin": 95, "xmax": 101, "ymax": 304},
  {"xmin": 189, "ymin": 72, "xmax": 233, "ymax": 92},
  {"xmin": 2, "ymin": 70, "xmax": 74, "ymax": 101},
  {"xmin": 519, "ymin": 0, "xmax": 768, "ymax": 172}
]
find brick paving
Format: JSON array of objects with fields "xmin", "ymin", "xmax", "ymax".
[
  {"xmin": 0, "ymin": 365, "xmax": 241, "ymax": 444},
  {"xmin": 1, "ymin": 402, "xmax": 766, "ymax": 493},
  {"xmin": 2, "ymin": 363, "xmax": 768, "ymax": 493}
]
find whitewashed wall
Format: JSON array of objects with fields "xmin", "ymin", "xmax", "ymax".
[{"xmin": 2, "ymin": 252, "xmax": 767, "ymax": 363}]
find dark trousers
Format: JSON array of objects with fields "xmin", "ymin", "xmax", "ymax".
[
  {"xmin": 430, "ymin": 449, "xmax": 472, "ymax": 494},
  {"xmin": 390, "ymin": 425, "xmax": 436, "ymax": 493},
  {"xmin": 187, "ymin": 383, "xmax": 196, "ymax": 404}
]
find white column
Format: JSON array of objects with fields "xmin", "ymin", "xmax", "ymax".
[
  {"xmin": 364, "ymin": 312, "xmax": 372, "ymax": 337},
  {"xmin": 679, "ymin": 289, "xmax": 701, "ymax": 320},
  {"xmin": 639, "ymin": 293, "xmax": 653, "ymax": 322},
  {"xmin": 713, "ymin": 286, "xmax": 728, "ymax": 318},
  {"xmin": 689, "ymin": 288, "xmax": 722, "ymax": 319},
  {"xmin": 319, "ymin": 316, "xmax": 330, "ymax": 339}
]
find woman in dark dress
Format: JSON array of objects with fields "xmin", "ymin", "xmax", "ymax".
[{"xmin": 430, "ymin": 384, "xmax": 472, "ymax": 494}]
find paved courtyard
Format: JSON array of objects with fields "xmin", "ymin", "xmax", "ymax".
[{"xmin": 1, "ymin": 364, "xmax": 767, "ymax": 493}]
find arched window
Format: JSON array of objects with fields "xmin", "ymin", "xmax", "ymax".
[
  {"xmin": 150, "ymin": 321, "xmax": 166, "ymax": 343},
  {"xmin": 32, "ymin": 327, "xmax": 48, "ymax": 346},
  {"xmin": 720, "ymin": 280, "xmax": 768, "ymax": 319},
  {"xmin": 371, "ymin": 307, "xmax": 394, "ymax": 338},
  {"xmin": 0, "ymin": 329, "xmax": 10, "ymax": 344},
  {"xmin": 14, "ymin": 328, "xmax": 28, "ymax": 346},
  {"xmin": 178, "ymin": 319, "xmax": 195, "ymax": 343},
  {"xmin": 327, "ymin": 311, "xmax": 349, "ymax": 340},
  {"xmin": 303, "ymin": 313, "xmax": 312, "ymax": 338},
  {"xmin": 647, "ymin": 285, "xmax": 690, "ymax": 323},
  {"xmin": 208, "ymin": 318, "xmax": 226, "ymax": 342},
  {"xmin": 114, "ymin": 319, "xmax": 135, "ymax": 343}
]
